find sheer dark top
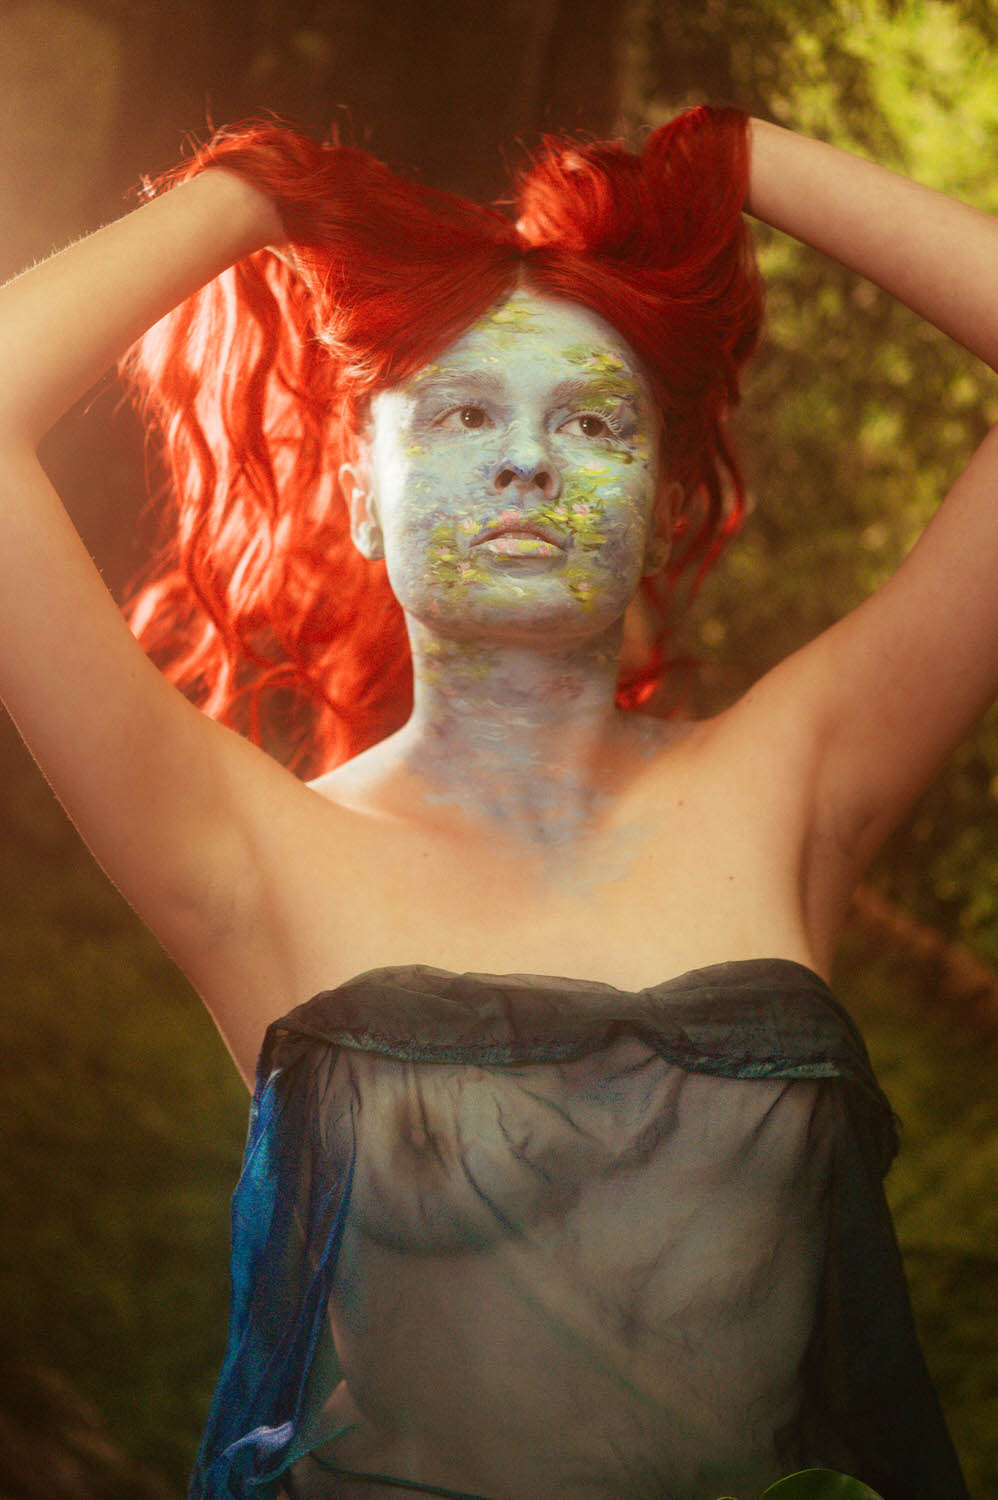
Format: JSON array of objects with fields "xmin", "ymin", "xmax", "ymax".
[{"xmin": 189, "ymin": 959, "xmax": 968, "ymax": 1500}]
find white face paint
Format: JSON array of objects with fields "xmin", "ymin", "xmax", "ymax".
[
  {"xmin": 341, "ymin": 290, "xmax": 677, "ymax": 862},
  {"xmin": 356, "ymin": 291, "xmax": 665, "ymax": 641}
]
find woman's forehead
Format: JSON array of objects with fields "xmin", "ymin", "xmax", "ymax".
[
  {"xmin": 446, "ymin": 291, "xmax": 637, "ymax": 364},
  {"xmin": 398, "ymin": 291, "xmax": 651, "ymax": 404}
]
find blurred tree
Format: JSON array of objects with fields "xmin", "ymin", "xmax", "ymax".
[
  {"xmin": 0, "ymin": 1348, "xmax": 173, "ymax": 1500},
  {"xmin": 96, "ymin": 0, "xmax": 629, "ymax": 201}
]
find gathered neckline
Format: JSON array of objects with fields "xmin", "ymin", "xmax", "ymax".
[
  {"xmin": 300, "ymin": 955, "xmax": 834, "ymax": 1010},
  {"xmin": 262, "ymin": 954, "xmax": 897, "ymax": 1169}
]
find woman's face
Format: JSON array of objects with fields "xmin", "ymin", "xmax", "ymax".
[{"xmin": 346, "ymin": 291, "xmax": 669, "ymax": 640}]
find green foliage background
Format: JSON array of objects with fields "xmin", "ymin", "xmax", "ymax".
[{"xmin": 1, "ymin": 0, "xmax": 996, "ymax": 1495}]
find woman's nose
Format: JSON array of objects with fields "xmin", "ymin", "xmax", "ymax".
[{"xmin": 490, "ymin": 436, "xmax": 561, "ymax": 499}]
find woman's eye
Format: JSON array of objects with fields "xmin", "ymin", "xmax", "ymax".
[
  {"xmin": 561, "ymin": 413, "xmax": 613, "ymax": 440},
  {"xmin": 438, "ymin": 405, "xmax": 492, "ymax": 431}
]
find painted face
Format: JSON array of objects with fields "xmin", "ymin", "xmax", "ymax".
[{"xmin": 353, "ymin": 291, "xmax": 664, "ymax": 640}]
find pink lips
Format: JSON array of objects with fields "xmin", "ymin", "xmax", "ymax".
[{"xmin": 472, "ymin": 520, "xmax": 566, "ymax": 550}]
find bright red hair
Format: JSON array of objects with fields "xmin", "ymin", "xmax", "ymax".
[{"xmin": 119, "ymin": 107, "xmax": 763, "ymax": 774}]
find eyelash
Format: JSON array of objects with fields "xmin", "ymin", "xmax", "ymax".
[
  {"xmin": 564, "ymin": 410, "xmax": 626, "ymax": 441},
  {"xmin": 434, "ymin": 404, "xmax": 625, "ymax": 440}
]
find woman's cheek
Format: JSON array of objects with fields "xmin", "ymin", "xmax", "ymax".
[
  {"xmin": 556, "ymin": 456, "xmax": 652, "ymax": 552},
  {"xmin": 383, "ymin": 463, "xmax": 483, "ymax": 610}
]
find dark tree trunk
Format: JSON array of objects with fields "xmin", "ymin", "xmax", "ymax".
[{"xmin": 106, "ymin": 0, "xmax": 628, "ymax": 204}]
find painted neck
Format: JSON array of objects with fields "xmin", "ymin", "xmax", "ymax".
[{"xmin": 393, "ymin": 615, "xmax": 654, "ymax": 850}]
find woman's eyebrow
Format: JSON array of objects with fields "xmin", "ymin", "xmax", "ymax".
[
  {"xmin": 408, "ymin": 368, "xmax": 507, "ymax": 398},
  {"xmin": 546, "ymin": 373, "xmax": 641, "ymax": 407}
]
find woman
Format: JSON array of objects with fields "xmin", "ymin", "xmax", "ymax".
[{"xmin": 0, "ymin": 105, "xmax": 984, "ymax": 1498}]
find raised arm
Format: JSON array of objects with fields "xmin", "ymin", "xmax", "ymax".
[
  {"xmin": 0, "ymin": 170, "xmax": 297, "ymax": 1032},
  {"xmin": 746, "ymin": 118, "xmax": 998, "ymax": 369},
  {"xmin": 0, "ymin": 170, "xmax": 284, "ymax": 445},
  {"xmin": 736, "ymin": 119, "xmax": 998, "ymax": 926}
]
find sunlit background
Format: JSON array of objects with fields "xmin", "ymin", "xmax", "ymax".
[{"xmin": 0, "ymin": 0, "xmax": 996, "ymax": 1493}]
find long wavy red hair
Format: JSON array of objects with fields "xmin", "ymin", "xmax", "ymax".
[{"xmin": 119, "ymin": 106, "xmax": 763, "ymax": 775}]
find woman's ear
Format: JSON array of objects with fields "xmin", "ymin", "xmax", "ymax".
[{"xmin": 339, "ymin": 447, "xmax": 385, "ymax": 561}]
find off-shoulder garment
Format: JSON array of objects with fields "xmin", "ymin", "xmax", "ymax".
[{"xmin": 190, "ymin": 959, "xmax": 968, "ymax": 1500}]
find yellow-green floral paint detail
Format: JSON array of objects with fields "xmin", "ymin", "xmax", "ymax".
[
  {"xmin": 484, "ymin": 300, "xmax": 545, "ymax": 337},
  {"xmin": 424, "ymin": 519, "xmax": 490, "ymax": 600},
  {"xmin": 355, "ymin": 289, "xmax": 667, "ymax": 865},
  {"xmin": 560, "ymin": 342, "xmax": 647, "ymax": 409}
]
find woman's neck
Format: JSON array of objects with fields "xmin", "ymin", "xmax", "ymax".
[{"xmin": 387, "ymin": 616, "xmax": 664, "ymax": 850}]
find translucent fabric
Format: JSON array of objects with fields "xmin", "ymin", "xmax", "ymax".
[{"xmin": 189, "ymin": 959, "xmax": 968, "ymax": 1500}]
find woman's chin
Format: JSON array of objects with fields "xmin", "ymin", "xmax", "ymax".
[{"xmin": 409, "ymin": 603, "xmax": 625, "ymax": 645}]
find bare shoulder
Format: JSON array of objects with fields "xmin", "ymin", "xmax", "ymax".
[{"xmin": 600, "ymin": 699, "xmax": 842, "ymax": 980}]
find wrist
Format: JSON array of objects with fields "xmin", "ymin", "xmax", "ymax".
[{"xmin": 177, "ymin": 167, "xmax": 288, "ymax": 256}]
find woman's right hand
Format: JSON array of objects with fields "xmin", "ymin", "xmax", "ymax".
[{"xmin": 196, "ymin": 166, "xmax": 289, "ymax": 253}]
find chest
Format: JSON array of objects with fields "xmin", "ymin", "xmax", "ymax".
[
  {"xmin": 324, "ymin": 1038, "xmax": 831, "ymax": 1256},
  {"xmin": 277, "ymin": 750, "xmax": 821, "ymax": 1001}
]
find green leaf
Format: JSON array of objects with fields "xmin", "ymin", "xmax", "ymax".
[
  {"xmin": 713, "ymin": 1474, "xmax": 887, "ymax": 1500},
  {"xmin": 762, "ymin": 1470, "xmax": 886, "ymax": 1498}
]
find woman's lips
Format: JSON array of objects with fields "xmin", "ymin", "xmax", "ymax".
[
  {"xmin": 471, "ymin": 521, "xmax": 566, "ymax": 549},
  {"xmin": 476, "ymin": 534, "xmax": 563, "ymax": 557}
]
